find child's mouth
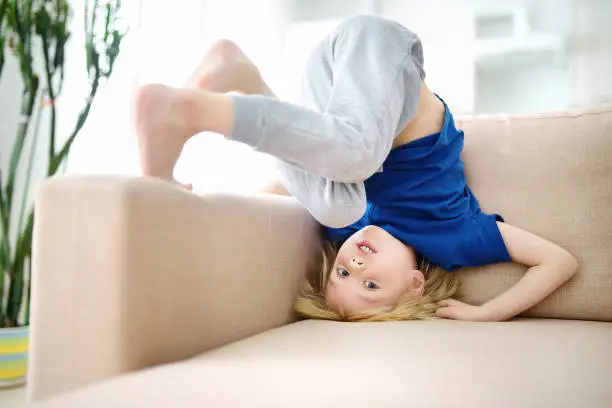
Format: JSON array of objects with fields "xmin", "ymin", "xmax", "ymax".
[{"xmin": 356, "ymin": 241, "xmax": 377, "ymax": 254}]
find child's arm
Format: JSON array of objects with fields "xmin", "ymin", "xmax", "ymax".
[{"xmin": 436, "ymin": 222, "xmax": 578, "ymax": 321}]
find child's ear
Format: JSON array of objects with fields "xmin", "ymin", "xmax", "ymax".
[{"xmin": 408, "ymin": 269, "xmax": 425, "ymax": 296}]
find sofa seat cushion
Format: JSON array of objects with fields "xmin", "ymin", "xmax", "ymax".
[{"xmin": 33, "ymin": 319, "xmax": 612, "ymax": 408}]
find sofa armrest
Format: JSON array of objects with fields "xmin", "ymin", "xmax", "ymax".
[{"xmin": 27, "ymin": 176, "xmax": 320, "ymax": 401}]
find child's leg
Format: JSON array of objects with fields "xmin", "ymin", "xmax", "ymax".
[
  {"xmin": 135, "ymin": 16, "xmax": 424, "ymax": 228},
  {"xmin": 154, "ymin": 39, "xmax": 366, "ymax": 227},
  {"xmin": 183, "ymin": 39, "xmax": 273, "ymax": 96},
  {"xmin": 136, "ymin": 15, "xmax": 424, "ymax": 184},
  {"xmin": 135, "ymin": 85, "xmax": 231, "ymax": 181},
  {"xmin": 229, "ymin": 15, "xmax": 424, "ymax": 183},
  {"xmin": 135, "ymin": 41, "xmax": 271, "ymax": 181}
]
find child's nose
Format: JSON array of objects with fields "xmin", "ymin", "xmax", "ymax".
[{"xmin": 351, "ymin": 256, "xmax": 364, "ymax": 268}]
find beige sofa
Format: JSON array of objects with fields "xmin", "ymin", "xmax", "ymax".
[{"xmin": 27, "ymin": 105, "xmax": 612, "ymax": 407}]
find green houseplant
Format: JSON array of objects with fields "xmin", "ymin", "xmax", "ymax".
[{"xmin": 0, "ymin": 0, "xmax": 125, "ymax": 387}]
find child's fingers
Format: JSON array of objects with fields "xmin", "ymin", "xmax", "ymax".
[
  {"xmin": 438, "ymin": 298, "xmax": 460, "ymax": 307},
  {"xmin": 435, "ymin": 306, "xmax": 455, "ymax": 319},
  {"xmin": 438, "ymin": 299, "xmax": 451, "ymax": 307},
  {"xmin": 184, "ymin": 183, "xmax": 193, "ymax": 191}
]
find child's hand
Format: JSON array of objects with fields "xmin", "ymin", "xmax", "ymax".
[{"xmin": 435, "ymin": 299, "xmax": 499, "ymax": 322}]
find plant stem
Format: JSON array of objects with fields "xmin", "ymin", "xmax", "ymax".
[
  {"xmin": 5, "ymin": 0, "xmax": 39, "ymax": 261},
  {"xmin": 5, "ymin": 84, "xmax": 38, "ymax": 263},
  {"xmin": 2, "ymin": 0, "xmax": 38, "ymax": 327},
  {"xmin": 0, "ymin": 0, "xmax": 8, "ymax": 325},
  {"xmin": 3, "ymin": 85, "xmax": 38, "ymax": 324},
  {"xmin": 9, "ymin": 102, "xmax": 42, "ymax": 324},
  {"xmin": 49, "ymin": 77, "xmax": 100, "ymax": 175},
  {"xmin": 24, "ymin": 256, "xmax": 31, "ymax": 325},
  {"xmin": 0, "ymin": 0, "xmax": 8, "ymax": 76},
  {"xmin": 6, "ymin": 211, "xmax": 33, "ymax": 325},
  {"xmin": 0, "ymin": 199, "xmax": 9, "ymax": 270},
  {"xmin": 16, "ymin": 103, "xmax": 42, "ymax": 264},
  {"xmin": 0, "ymin": 243, "xmax": 5, "ymax": 325},
  {"xmin": 41, "ymin": 33, "xmax": 57, "ymax": 160}
]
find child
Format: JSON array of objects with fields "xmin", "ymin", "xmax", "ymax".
[{"xmin": 135, "ymin": 15, "xmax": 578, "ymax": 322}]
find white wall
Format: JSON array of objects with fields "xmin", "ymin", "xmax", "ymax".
[
  {"xmin": 381, "ymin": 0, "xmax": 475, "ymax": 113},
  {"xmin": 474, "ymin": 0, "xmax": 570, "ymax": 114},
  {"xmin": 475, "ymin": 61, "xmax": 570, "ymax": 114},
  {"xmin": 291, "ymin": 0, "xmax": 376, "ymax": 21},
  {"xmin": 473, "ymin": 0, "xmax": 612, "ymax": 114},
  {"xmin": 378, "ymin": 0, "xmax": 610, "ymax": 115},
  {"xmin": 569, "ymin": 0, "xmax": 612, "ymax": 106},
  {"xmin": 63, "ymin": 0, "xmax": 141, "ymax": 175}
]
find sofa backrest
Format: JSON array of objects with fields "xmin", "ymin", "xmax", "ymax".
[{"xmin": 455, "ymin": 104, "xmax": 612, "ymax": 321}]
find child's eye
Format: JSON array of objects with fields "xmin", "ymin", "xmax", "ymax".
[
  {"xmin": 336, "ymin": 268, "xmax": 350, "ymax": 278},
  {"xmin": 363, "ymin": 281, "xmax": 379, "ymax": 290}
]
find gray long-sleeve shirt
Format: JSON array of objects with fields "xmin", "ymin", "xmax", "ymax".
[{"xmin": 230, "ymin": 15, "xmax": 425, "ymax": 228}]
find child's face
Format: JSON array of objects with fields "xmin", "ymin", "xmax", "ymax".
[{"xmin": 325, "ymin": 225, "xmax": 425, "ymax": 316}]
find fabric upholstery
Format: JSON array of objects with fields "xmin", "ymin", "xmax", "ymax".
[
  {"xmin": 28, "ymin": 177, "xmax": 319, "ymax": 401},
  {"xmin": 455, "ymin": 104, "xmax": 612, "ymax": 321},
  {"xmin": 32, "ymin": 319, "xmax": 612, "ymax": 408}
]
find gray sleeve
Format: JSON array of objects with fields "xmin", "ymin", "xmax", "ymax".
[
  {"xmin": 276, "ymin": 161, "xmax": 368, "ymax": 228},
  {"xmin": 231, "ymin": 15, "xmax": 424, "ymax": 182},
  {"xmin": 231, "ymin": 15, "xmax": 424, "ymax": 227}
]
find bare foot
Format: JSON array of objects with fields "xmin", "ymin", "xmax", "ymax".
[
  {"xmin": 185, "ymin": 39, "xmax": 273, "ymax": 96},
  {"xmin": 135, "ymin": 41, "xmax": 270, "ymax": 188},
  {"xmin": 135, "ymin": 84, "xmax": 200, "ymax": 181}
]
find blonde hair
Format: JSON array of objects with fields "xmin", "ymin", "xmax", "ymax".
[{"xmin": 294, "ymin": 240, "xmax": 459, "ymax": 321}]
